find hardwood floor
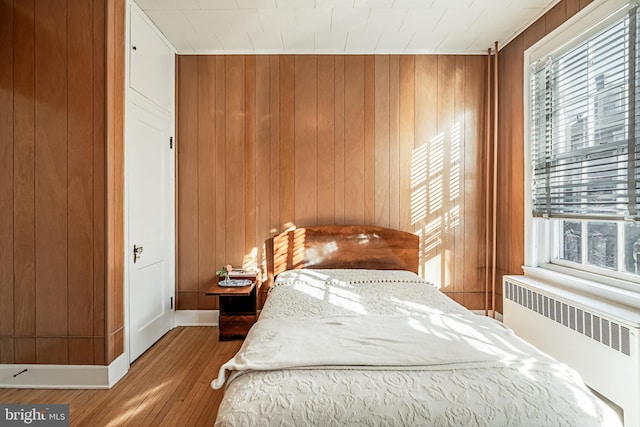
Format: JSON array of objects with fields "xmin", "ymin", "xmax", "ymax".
[{"xmin": 0, "ymin": 327, "xmax": 241, "ymax": 426}]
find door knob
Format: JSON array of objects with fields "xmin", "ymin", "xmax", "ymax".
[{"xmin": 133, "ymin": 244, "xmax": 144, "ymax": 263}]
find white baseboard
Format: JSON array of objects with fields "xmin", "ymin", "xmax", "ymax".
[
  {"xmin": 0, "ymin": 354, "xmax": 129, "ymax": 389},
  {"xmin": 173, "ymin": 310, "xmax": 219, "ymax": 327}
]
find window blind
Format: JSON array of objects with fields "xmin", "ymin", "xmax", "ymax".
[{"xmin": 531, "ymin": 5, "xmax": 640, "ymax": 221}]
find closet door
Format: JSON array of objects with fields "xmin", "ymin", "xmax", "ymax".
[{"xmin": 129, "ymin": 7, "xmax": 172, "ymax": 112}]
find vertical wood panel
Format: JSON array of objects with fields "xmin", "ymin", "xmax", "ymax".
[
  {"xmin": 546, "ymin": 1, "xmax": 566, "ymax": 33},
  {"xmin": 0, "ymin": 0, "xmax": 15, "ymax": 351},
  {"xmin": 197, "ymin": 56, "xmax": 216, "ymax": 289},
  {"xmin": 566, "ymin": 0, "xmax": 580, "ymax": 18},
  {"xmin": 388, "ymin": 56, "xmax": 400, "ymax": 230},
  {"xmin": 294, "ymin": 56, "xmax": 318, "ymax": 227},
  {"xmin": 215, "ymin": 57, "xmax": 226, "ymax": 273},
  {"xmin": 13, "ymin": 0, "xmax": 35, "ymax": 340},
  {"xmin": 374, "ymin": 56, "xmax": 390, "ymax": 228},
  {"xmin": 317, "ymin": 56, "xmax": 335, "ymax": 225},
  {"xmin": 35, "ymin": 0, "xmax": 68, "ymax": 337},
  {"xmin": 269, "ymin": 57, "xmax": 280, "ymax": 234},
  {"xmin": 106, "ymin": 0, "xmax": 125, "ymax": 361},
  {"xmin": 364, "ymin": 56, "xmax": 375, "ymax": 226},
  {"xmin": 244, "ymin": 56, "xmax": 256, "ymax": 262},
  {"xmin": 414, "ymin": 56, "xmax": 439, "ymax": 284},
  {"xmin": 93, "ymin": 0, "xmax": 106, "ymax": 356},
  {"xmin": 68, "ymin": 0, "xmax": 94, "ymax": 337},
  {"xmin": 14, "ymin": 338, "xmax": 36, "ymax": 364},
  {"xmin": 453, "ymin": 56, "xmax": 467, "ymax": 296},
  {"xmin": 225, "ymin": 56, "xmax": 245, "ymax": 264},
  {"xmin": 344, "ymin": 56, "xmax": 365, "ymax": 225},
  {"xmin": 334, "ymin": 56, "xmax": 345, "ymax": 225},
  {"xmin": 36, "ymin": 338, "xmax": 67, "ymax": 364},
  {"xmin": 68, "ymin": 338, "xmax": 93, "ymax": 365},
  {"xmin": 399, "ymin": 56, "xmax": 414, "ymax": 233},
  {"xmin": 177, "ymin": 56, "xmax": 199, "ymax": 293},
  {"xmin": 255, "ymin": 56, "xmax": 271, "ymax": 277},
  {"xmin": 437, "ymin": 56, "xmax": 455, "ymax": 291},
  {"xmin": 279, "ymin": 56, "xmax": 295, "ymax": 229}
]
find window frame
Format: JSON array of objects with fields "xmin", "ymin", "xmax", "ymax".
[{"xmin": 524, "ymin": 0, "xmax": 640, "ymax": 303}]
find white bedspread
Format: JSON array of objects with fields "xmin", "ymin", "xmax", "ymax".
[
  {"xmin": 213, "ymin": 313, "xmax": 561, "ymax": 389},
  {"xmin": 213, "ymin": 269, "xmax": 622, "ymax": 426}
]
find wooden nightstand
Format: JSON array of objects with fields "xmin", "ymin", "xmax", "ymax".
[{"xmin": 206, "ymin": 273, "xmax": 257, "ymax": 341}]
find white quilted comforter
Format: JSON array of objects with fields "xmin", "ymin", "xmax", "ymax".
[{"xmin": 213, "ymin": 269, "xmax": 622, "ymax": 426}]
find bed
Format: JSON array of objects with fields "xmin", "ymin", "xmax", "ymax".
[{"xmin": 212, "ymin": 225, "xmax": 622, "ymax": 426}]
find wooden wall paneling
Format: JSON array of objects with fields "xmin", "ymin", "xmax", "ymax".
[
  {"xmin": 197, "ymin": 56, "xmax": 216, "ymax": 310},
  {"xmin": 0, "ymin": 0, "xmax": 15, "ymax": 363},
  {"xmin": 506, "ymin": 38, "xmax": 525, "ymax": 313},
  {"xmin": 414, "ymin": 56, "xmax": 439, "ymax": 284},
  {"xmin": 93, "ymin": 0, "xmax": 106, "ymax": 364},
  {"xmin": 523, "ymin": 16, "xmax": 545, "ymax": 51},
  {"xmin": 463, "ymin": 56, "xmax": 487, "ymax": 309},
  {"xmin": 452, "ymin": 56, "xmax": 466, "ymax": 301},
  {"xmin": 244, "ymin": 56, "xmax": 256, "ymax": 266},
  {"xmin": 344, "ymin": 56, "xmax": 365, "ymax": 225},
  {"xmin": 364, "ymin": 56, "xmax": 375, "ymax": 226},
  {"xmin": 268, "ymin": 57, "xmax": 280, "ymax": 234},
  {"xmin": 333, "ymin": 56, "xmax": 345, "ymax": 225},
  {"xmin": 294, "ymin": 56, "xmax": 318, "ymax": 227},
  {"xmin": 579, "ymin": 0, "xmax": 593, "ymax": 9},
  {"xmin": 225, "ymin": 56, "xmax": 245, "ymax": 265},
  {"xmin": 14, "ymin": 338, "xmax": 36, "ymax": 364},
  {"xmin": 13, "ymin": 0, "xmax": 36, "ymax": 346},
  {"xmin": 317, "ymin": 56, "xmax": 335, "ymax": 226},
  {"xmin": 546, "ymin": 1, "xmax": 567, "ymax": 33},
  {"xmin": 36, "ymin": 338, "xmax": 67, "ymax": 364},
  {"xmin": 496, "ymin": 37, "xmax": 523, "ymax": 315},
  {"xmin": 566, "ymin": 0, "xmax": 580, "ymax": 19},
  {"xmin": 177, "ymin": 56, "xmax": 199, "ymax": 310},
  {"xmin": 68, "ymin": 0, "xmax": 94, "ymax": 342},
  {"xmin": 214, "ymin": 56, "xmax": 226, "ymax": 290},
  {"xmin": 106, "ymin": 0, "xmax": 125, "ymax": 361},
  {"xmin": 35, "ymin": 0, "xmax": 68, "ymax": 339},
  {"xmin": 279, "ymin": 56, "xmax": 295, "ymax": 229},
  {"xmin": 255, "ymin": 56, "xmax": 270, "ymax": 300},
  {"xmin": 388, "ymin": 56, "xmax": 400, "ymax": 231},
  {"xmin": 374, "ymin": 55, "xmax": 390, "ymax": 228},
  {"xmin": 68, "ymin": 338, "xmax": 93, "ymax": 365},
  {"xmin": 398, "ymin": 56, "xmax": 414, "ymax": 232},
  {"xmin": 437, "ymin": 55, "xmax": 456, "ymax": 294}
]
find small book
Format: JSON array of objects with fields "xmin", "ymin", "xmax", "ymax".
[{"xmin": 229, "ymin": 270, "xmax": 257, "ymax": 278}]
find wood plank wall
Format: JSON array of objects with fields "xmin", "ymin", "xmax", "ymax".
[
  {"xmin": 176, "ymin": 54, "xmax": 488, "ymax": 311},
  {"xmin": 0, "ymin": 0, "xmax": 124, "ymax": 365},
  {"xmin": 496, "ymin": 0, "xmax": 593, "ymax": 313}
]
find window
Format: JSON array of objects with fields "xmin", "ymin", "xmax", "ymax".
[{"xmin": 528, "ymin": 1, "xmax": 640, "ymax": 284}]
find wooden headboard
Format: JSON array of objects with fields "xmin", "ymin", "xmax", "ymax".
[{"xmin": 264, "ymin": 225, "xmax": 419, "ymax": 289}]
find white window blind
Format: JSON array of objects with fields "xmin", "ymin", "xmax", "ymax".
[{"xmin": 531, "ymin": 5, "xmax": 640, "ymax": 221}]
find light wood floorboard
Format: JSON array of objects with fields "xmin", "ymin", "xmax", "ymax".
[{"xmin": 0, "ymin": 327, "xmax": 241, "ymax": 426}]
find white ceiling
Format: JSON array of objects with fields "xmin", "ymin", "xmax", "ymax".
[{"xmin": 134, "ymin": 0, "xmax": 560, "ymax": 54}]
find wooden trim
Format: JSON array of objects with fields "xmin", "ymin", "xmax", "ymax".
[
  {"xmin": 491, "ymin": 42, "xmax": 499, "ymax": 318},
  {"xmin": 105, "ymin": 0, "xmax": 125, "ymax": 363},
  {"xmin": 485, "ymin": 48, "xmax": 491, "ymax": 317}
]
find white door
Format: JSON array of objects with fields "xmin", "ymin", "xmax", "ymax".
[{"xmin": 126, "ymin": 102, "xmax": 173, "ymax": 363}]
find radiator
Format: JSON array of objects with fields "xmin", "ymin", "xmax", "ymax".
[{"xmin": 503, "ymin": 275, "xmax": 640, "ymax": 427}]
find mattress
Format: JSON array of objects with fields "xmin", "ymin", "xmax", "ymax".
[{"xmin": 213, "ymin": 269, "xmax": 622, "ymax": 426}]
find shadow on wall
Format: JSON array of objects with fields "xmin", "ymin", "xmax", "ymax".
[{"xmin": 412, "ymin": 122, "xmax": 462, "ymax": 289}]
